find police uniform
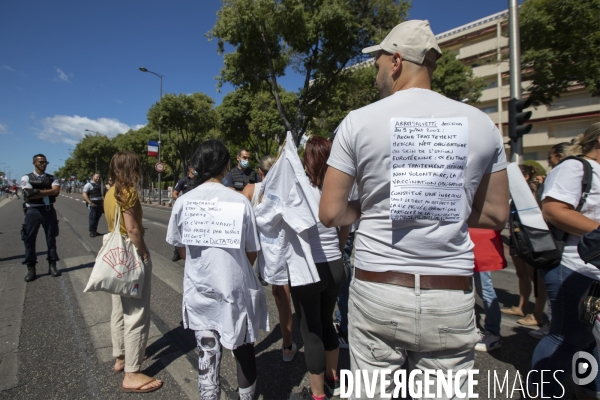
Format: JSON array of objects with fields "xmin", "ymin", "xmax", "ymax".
[
  {"xmin": 223, "ymin": 167, "xmax": 258, "ymax": 191},
  {"xmin": 83, "ymin": 181, "xmax": 104, "ymax": 237},
  {"xmin": 21, "ymin": 172, "xmax": 61, "ymax": 281}
]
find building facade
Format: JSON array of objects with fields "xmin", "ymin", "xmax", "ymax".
[{"xmin": 436, "ymin": 10, "xmax": 600, "ymax": 170}]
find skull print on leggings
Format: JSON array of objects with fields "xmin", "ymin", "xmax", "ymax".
[{"xmin": 195, "ymin": 330, "xmax": 223, "ymax": 400}]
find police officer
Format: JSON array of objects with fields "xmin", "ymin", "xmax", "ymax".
[
  {"xmin": 223, "ymin": 148, "xmax": 260, "ymax": 191},
  {"xmin": 82, "ymin": 173, "xmax": 104, "ymax": 237},
  {"xmin": 21, "ymin": 154, "xmax": 61, "ymax": 282},
  {"xmin": 170, "ymin": 166, "xmax": 198, "ymax": 261}
]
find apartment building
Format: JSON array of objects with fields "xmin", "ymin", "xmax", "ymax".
[{"xmin": 436, "ymin": 10, "xmax": 600, "ymax": 169}]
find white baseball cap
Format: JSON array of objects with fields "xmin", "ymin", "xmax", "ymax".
[{"xmin": 362, "ymin": 20, "xmax": 442, "ymax": 65}]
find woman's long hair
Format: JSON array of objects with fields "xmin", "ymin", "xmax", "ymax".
[
  {"xmin": 109, "ymin": 151, "xmax": 141, "ymax": 205},
  {"xmin": 190, "ymin": 140, "xmax": 230, "ymax": 184},
  {"xmin": 567, "ymin": 122, "xmax": 600, "ymax": 157},
  {"xmin": 304, "ymin": 136, "xmax": 332, "ymax": 188}
]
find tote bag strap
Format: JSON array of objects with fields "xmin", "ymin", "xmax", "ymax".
[{"xmin": 113, "ymin": 204, "xmax": 122, "ymax": 233}]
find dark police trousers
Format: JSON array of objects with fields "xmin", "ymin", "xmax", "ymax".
[
  {"xmin": 22, "ymin": 205, "xmax": 60, "ymax": 266},
  {"xmin": 89, "ymin": 200, "xmax": 104, "ymax": 232}
]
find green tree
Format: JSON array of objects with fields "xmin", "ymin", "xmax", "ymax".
[
  {"xmin": 308, "ymin": 64, "xmax": 379, "ymax": 137},
  {"xmin": 218, "ymin": 86, "xmax": 296, "ymax": 161},
  {"xmin": 147, "ymin": 93, "xmax": 220, "ymax": 177},
  {"xmin": 71, "ymin": 134, "xmax": 116, "ymax": 181},
  {"xmin": 520, "ymin": 0, "xmax": 600, "ymax": 106},
  {"xmin": 112, "ymin": 126, "xmax": 161, "ymax": 188},
  {"xmin": 208, "ymin": 0, "xmax": 410, "ymax": 146},
  {"xmin": 431, "ymin": 51, "xmax": 484, "ymax": 104}
]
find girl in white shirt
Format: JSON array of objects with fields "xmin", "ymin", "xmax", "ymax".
[
  {"xmin": 289, "ymin": 136, "xmax": 349, "ymax": 400},
  {"xmin": 530, "ymin": 123, "xmax": 600, "ymax": 399},
  {"xmin": 166, "ymin": 140, "xmax": 268, "ymax": 400}
]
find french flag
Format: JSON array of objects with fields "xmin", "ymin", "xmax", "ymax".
[{"xmin": 147, "ymin": 140, "xmax": 159, "ymax": 157}]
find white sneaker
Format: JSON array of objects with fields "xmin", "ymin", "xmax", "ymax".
[
  {"xmin": 282, "ymin": 341, "xmax": 297, "ymax": 362},
  {"xmin": 475, "ymin": 330, "xmax": 501, "ymax": 352},
  {"xmin": 529, "ymin": 323, "xmax": 550, "ymax": 340}
]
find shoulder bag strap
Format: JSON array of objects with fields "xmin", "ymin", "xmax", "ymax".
[{"xmin": 113, "ymin": 204, "xmax": 122, "ymax": 233}]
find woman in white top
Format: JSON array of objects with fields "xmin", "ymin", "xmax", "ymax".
[
  {"xmin": 530, "ymin": 123, "xmax": 600, "ymax": 399},
  {"xmin": 243, "ymin": 155, "xmax": 298, "ymax": 362},
  {"xmin": 289, "ymin": 136, "xmax": 349, "ymax": 400},
  {"xmin": 166, "ymin": 140, "xmax": 268, "ymax": 400}
]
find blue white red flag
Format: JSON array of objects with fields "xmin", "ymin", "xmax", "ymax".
[{"xmin": 148, "ymin": 140, "xmax": 159, "ymax": 157}]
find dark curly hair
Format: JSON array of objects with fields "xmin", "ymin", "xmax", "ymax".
[{"xmin": 190, "ymin": 140, "xmax": 230, "ymax": 184}]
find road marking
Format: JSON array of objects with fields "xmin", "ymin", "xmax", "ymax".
[
  {"xmin": 62, "ymin": 216, "xmax": 69, "ymax": 222},
  {"xmin": 62, "ymin": 257, "xmax": 199, "ymax": 399},
  {"xmin": 0, "ymin": 265, "xmax": 27, "ymax": 391},
  {"xmin": 0, "ymin": 198, "xmax": 14, "ymax": 209}
]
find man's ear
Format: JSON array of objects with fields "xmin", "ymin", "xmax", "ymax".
[{"xmin": 392, "ymin": 52, "xmax": 403, "ymax": 75}]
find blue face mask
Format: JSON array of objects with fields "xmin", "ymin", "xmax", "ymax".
[
  {"xmin": 240, "ymin": 160, "xmax": 249, "ymax": 169},
  {"xmin": 192, "ymin": 170, "xmax": 198, "ymax": 177}
]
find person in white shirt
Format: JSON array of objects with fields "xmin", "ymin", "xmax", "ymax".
[
  {"xmin": 82, "ymin": 173, "xmax": 104, "ymax": 237},
  {"xmin": 243, "ymin": 155, "xmax": 299, "ymax": 362},
  {"xmin": 21, "ymin": 154, "xmax": 62, "ymax": 281},
  {"xmin": 320, "ymin": 20, "xmax": 508, "ymax": 399},
  {"xmin": 289, "ymin": 136, "xmax": 349, "ymax": 400},
  {"xmin": 531, "ymin": 122, "xmax": 600, "ymax": 399},
  {"xmin": 166, "ymin": 140, "xmax": 267, "ymax": 400}
]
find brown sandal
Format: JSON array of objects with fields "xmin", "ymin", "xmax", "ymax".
[{"xmin": 122, "ymin": 378, "xmax": 163, "ymax": 393}]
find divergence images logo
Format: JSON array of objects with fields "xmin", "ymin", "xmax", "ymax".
[{"xmin": 572, "ymin": 351, "xmax": 599, "ymax": 386}]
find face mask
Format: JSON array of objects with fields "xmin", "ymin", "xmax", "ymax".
[
  {"xmin": 240, "ymin": 160, "xmax": 249, "ymax": 169},
  {"xmin": 192, "ymin": 170, "xmax": 198, "ymax": 177}
]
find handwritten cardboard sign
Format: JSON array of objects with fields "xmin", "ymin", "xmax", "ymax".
[
  {"xmin": 390, "ymin": 117, "xmax": 468, "ymax": 222},
  {"xmin": 181, "ymin": 200, "xmax": 244, "ymax": 248}
]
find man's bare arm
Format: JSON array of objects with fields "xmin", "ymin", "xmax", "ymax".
[
  {"xmin": 467, "ymin": 169, "xmax": 509, "ymax": 230},
  {"xmin": 319, "ymin": 167, "xmax": 359, "ymax": 228}
]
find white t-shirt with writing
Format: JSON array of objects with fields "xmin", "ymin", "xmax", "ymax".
[
  {"xmin": 327, "ymin": 88, "xmax": 506, "ymax": 276},
  {"xmin": 542, "ymin": 159, "xmax": 600, "ymax": 281},
  {"xmin": 307, "ymin": 184, "xmax": 342, "ymax": 263}
]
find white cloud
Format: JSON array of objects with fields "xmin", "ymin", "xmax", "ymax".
[
  {"xmin": 38, "ymin": 115, "xmax": 144, "ymax": 144},
  {"xmin": 0, "ymin": 123, "xmax": 9, "ymax": 134},
  {"xmin": 54, "ymin": 68, "xmax": 72, "ymax": 83},
  {"xmin": 113, "ymin": 99, "xmax": 123, "ymax": 104},
  {"xmin": 2, "ymin": 65, "xmax": 15, "ymax": 72}
]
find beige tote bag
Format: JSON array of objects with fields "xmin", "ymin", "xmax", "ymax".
[{"xmin": 84, "ymin": 205, "xmax": 145, "ymax": 298}]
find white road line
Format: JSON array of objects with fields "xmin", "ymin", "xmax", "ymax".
[
  {"xmin": 62, "ymin": 216, "xmax": 69, "ymax": 222},
  {"xmin": 62, "ymin": 256, "xmax": 198, "ymax": 399}
]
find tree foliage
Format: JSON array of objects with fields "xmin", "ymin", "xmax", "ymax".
[
  {"xmin": 70, "ymin": 134, "xmax": 116, "ymax": 181},
  {"xmin": 208, "ymin": 0, "xmax": 410, "ymax": 145},
  {"xmin": 308, "ymin": 64, "xmax": 379, "ymax": 136},
  {"xmin": 112, "ymin": 126, "xmax": 161, "ymax": 186},
  {"xmin": 218, "ymin": 86, "xmax": 296, "ymax": 161},
  {"xmin": 431, "ymin": 51, "xmax": 484, "ymax": 104},
  {"xmin": 520, "ymin": 0, "xmax": 600, "ymax": 105},
  {"xmin": 147, "ymin": 93, "xmax": 220, "ymax": 177}
]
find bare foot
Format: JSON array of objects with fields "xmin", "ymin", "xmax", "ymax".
[
  {"xmin": 123, "ymin": 372, "xmax": 163, "ymax": 391},
  {"xmin": 114, "ymin": 356, "xmax": 125, "ymax": 373}
]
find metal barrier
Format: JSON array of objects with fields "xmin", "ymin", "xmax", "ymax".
[{"xmin": 141, "ymin": 189, "xmax": 172, "ymax": 206}]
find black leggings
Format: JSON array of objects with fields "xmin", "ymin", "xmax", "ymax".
[{"xmin": 290, "ymin": 258, "xmax": 345, "ymax": 375}]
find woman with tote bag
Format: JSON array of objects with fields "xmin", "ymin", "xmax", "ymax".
[{"xmin": 104, "ymin": 151, "xmax": 162, "ymax": 393}]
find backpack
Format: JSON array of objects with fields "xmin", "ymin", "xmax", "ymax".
[{"xmin": 509, "ymin": 156, "xmax": 592, "ymax": 270}]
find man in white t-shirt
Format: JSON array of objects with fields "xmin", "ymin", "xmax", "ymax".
[{"xmin": 320, "ymin": 20, "xmax": 509, "ymax": 399}]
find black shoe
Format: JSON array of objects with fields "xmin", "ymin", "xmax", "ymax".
[
  {"xmin": 89, "ymin": 231, "xmax": 96, "ymax": 238},
  {"xmin": 49, "ymin": 262, "xmax": 61, "ymax": 277},
  {"xmin": 94, "ymin": 231, "xmax": 103, "ymax": 236},
  {"xmin": 24, "ymin": 265, "xmax": 36, "ymax": 282},
  {"xmin": 171, "ymin": 252, "xmax": 181, "ymax": 262}
]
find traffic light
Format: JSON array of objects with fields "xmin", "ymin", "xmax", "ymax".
[{"xmin": 508, "ymin": 97, "xmax": 533, "ymax": 140}]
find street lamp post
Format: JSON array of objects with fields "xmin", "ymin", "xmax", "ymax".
[{"xmin": 139, "ymin": 67, "xmax": 164, "ymax": 205}]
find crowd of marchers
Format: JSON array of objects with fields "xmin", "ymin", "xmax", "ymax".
[{"xmin": 14, "ymin": 19, "xmax": 600, "ymax": 400}]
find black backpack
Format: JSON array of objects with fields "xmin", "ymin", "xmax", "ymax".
[{"xmin": 509, "ymin": 156, "xmax": 592, "ymax": 270}]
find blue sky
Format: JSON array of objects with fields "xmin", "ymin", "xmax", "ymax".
[{"xmin": 0, "ymin": 0, "xmax": 511, "ymax": 180}]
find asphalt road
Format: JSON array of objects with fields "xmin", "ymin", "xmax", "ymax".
[{"xmin": 0, "ymin": 193, "xmax": 578, "ymax": 399}]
